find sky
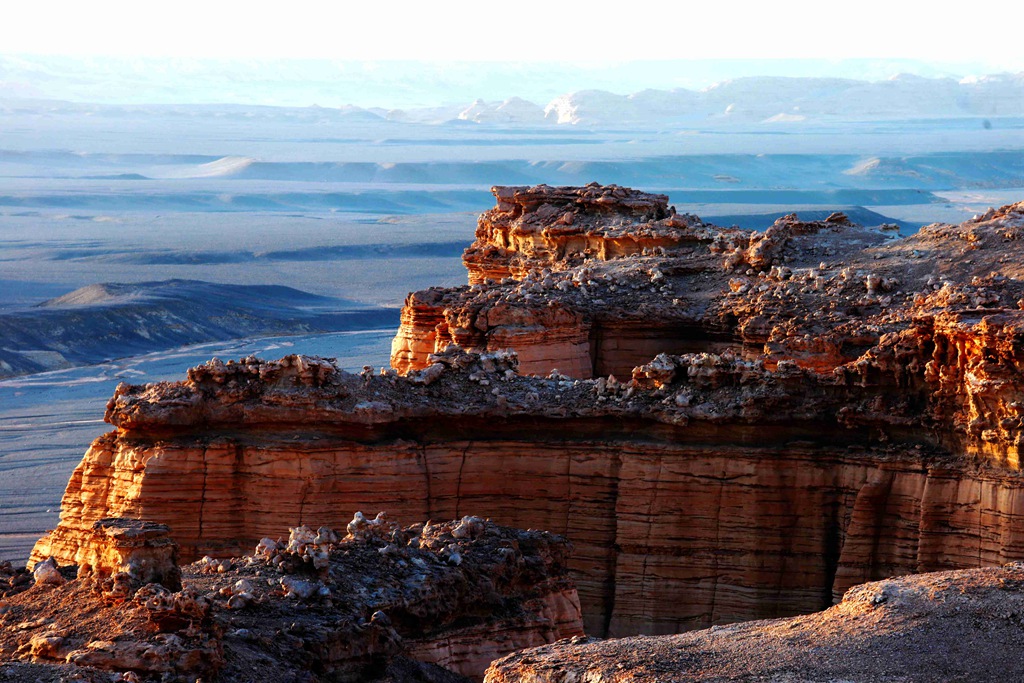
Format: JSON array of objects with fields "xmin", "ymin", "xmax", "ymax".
[
  {"xmin": 2, "ymin": 1, "xmax": 1022, "ymax": 109},
  {"xmin": 4, "ymin": 0, "xmax": 1024, "ymax": 68}
]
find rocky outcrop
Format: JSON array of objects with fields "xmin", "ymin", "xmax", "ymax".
[
  {"xmin": 393, "ymin": 184, "xmax": 732, "ymax": 377},
  {"xmin": 485, "ymin": 562, "xmax": 1024, "ymax": 682},
  {"xmin": 32, "ymin": 323, "xmax": 1024, "ymax": 638},
  {"xmin": 28, "ymin": 189, "xmax": 1024, "ymax": 644},
  {"xmin": 462, "ymin": 184, "xmax": 678, "ymax": 284},
  {"xmin": 71, "ymin": 518, "xmax": 181, "ymax": 590},
  {"xmin": 7, "ymin": 516, "xmax": 582, "ymax": 682},
  {"xmin": 394, "ymin": 185, "xmax": 1024, "ymax": 383}
]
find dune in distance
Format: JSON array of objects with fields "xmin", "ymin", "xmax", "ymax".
[{"xmin": 0, "ymin": 279, "xmax": 397, "ymax": 377}]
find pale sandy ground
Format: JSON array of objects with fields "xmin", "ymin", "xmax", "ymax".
[{"xmin": 0, "ymin": 211, "xmax": 477, "ymax": 310}]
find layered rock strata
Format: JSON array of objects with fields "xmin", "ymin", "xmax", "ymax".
[
  {"xmin": 485, "ymin": 563, "xmax": 1024, "ymax": 682},
  {"xmin": 461, "ymin": 184, "xmax": 677, "ymax": 284},
  {"xmin": 8, "ymin": 516, "xmax": 582, "ymax": 682},
  {"xmin": 29, "ymin": 189, "xmax": 1024, "ymax": 640}
]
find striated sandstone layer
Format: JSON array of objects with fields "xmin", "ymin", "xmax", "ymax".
[
  {"xmin": 30, "ymin": 188, "xmax": 1024, "ymax": 641},
  {"xmin": 8, "ymin": 516, "xmax": 581, "ymax": 682},
  {"xmin": 34, "ymin": 320, "xmax": 1024, "ymax": 637},
  {"xmin": 485, "ymin": 563, "xmax": 1024, "ymax": 682}
]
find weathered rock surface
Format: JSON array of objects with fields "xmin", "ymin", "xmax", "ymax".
[
  {"xmin": 485, "ymin": 562, "xmax": 1024, "ymax": 682},
  {"xmin": 27, "ymin": 187, "xmax": 1024, "ymax": 642},
  {"xmin": 31, "ymin": 338, "xmax": 1024, "ymax": 638},
  {"xmin": 7, "ymin": 516, "xmax": 582, "ymax": 682},
  {"xmin": 462, "ymin": 184, "xmax": 677, "ymax": 284}
]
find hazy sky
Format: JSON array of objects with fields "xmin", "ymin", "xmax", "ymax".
[{"xmin": 4, "ymin": 0, "xmax": 1023, "ymax": 69}]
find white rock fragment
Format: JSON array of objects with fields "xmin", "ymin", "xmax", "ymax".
[
  {"xmin": 315, "ymin": 526, "xmax": 338, "ymax": 546},
  {"xmin": 254, "ymin": 538, "xmax": 279, "ymax": 558},
  {"xmin": 287, "ymin": 526, "xmax": 317, "ymax": 554},
  {"xmin": 451, "ymin": 516, "xmax": 485, "ymax": 540},
  {"xmin": 33, "ymin": 558, "xmax": 65, "ymax": 586},
  {"xmin": 409, "ymin": 362, "xmax": 445, "ymax": 386},
  {"xmin": 281, "ymin": 576, "xmax": 319, "ymax": 600},
  {"xmin": 442, "ymin": 545, "xmax": 463, "ymax": 566},
  {"xmin": 347, "ymin": 511, "xmax": 391, "ymax": 541},
  {"xmin": 227, "ymin": 592, "xmax": 254, "ymax": 609}
]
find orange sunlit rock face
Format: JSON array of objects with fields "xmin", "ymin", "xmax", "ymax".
[
  {"xmin": 31, "ymin": 190, "xmax": 1024, "ymax": 642},
  {"xmin": 394, "ymin": 185, "xmax": 1024, "ymax": 385}
]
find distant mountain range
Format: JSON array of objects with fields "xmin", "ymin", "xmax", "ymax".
[
  {"xmin": 2, "ymin": 54, "xmax": 1022, "ymax": 126},
  {"xmin": 5, "ymin": 56, "xmax": 1013, "ymax": 106},
  {"xmin": 536, "ymin": 73, "xmax": 1024, "ymax": 125}
]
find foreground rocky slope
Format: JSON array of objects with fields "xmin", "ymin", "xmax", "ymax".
[
  {"xmin": 29, "ymin": 186, "xmax": 1024, "ymax": 640},
  {"xmin": 5, "ymin": 516, "xmax": 581, "ymax": 682},
  {"xmin": 486, "ymin": 562, "xmax": 1024, "ymax": 682}
]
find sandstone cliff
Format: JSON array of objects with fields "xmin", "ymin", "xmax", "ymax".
[{"xmin": 29, "ymin": 188, "xmax": 1024, "ymax": 641}]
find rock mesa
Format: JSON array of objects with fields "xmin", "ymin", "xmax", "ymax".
[{"xmin": 29, "ymin": 187, "xmax": 1024, "ymax": 642}]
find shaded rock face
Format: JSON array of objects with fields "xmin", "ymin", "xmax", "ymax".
[
  {"xmin": 30, "ymin": 187, "xmax": 1024, "ymax": 642},
  {"xmin": 7, "ymin": 517, "xmax": 582, "ymax": 682},
  {"xmin": 485, "ymin": 563, "xmax": 1024, "ymax": 682}
]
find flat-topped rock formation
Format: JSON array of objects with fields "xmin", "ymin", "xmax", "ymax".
[
  {"xmin": 393, "ymin": 183, "xmax": 730, "ymax": 376},
  {"xmin": 8, "ymin": 515, "xmax": 581, "ymax": 682},
  {"xmin": 485, "ymin": 562, "xmax": 1024, "ymax": 682},
  {"xmin": 26, "ymin": 186, "xmax": 1024, "ymax": 642},
  {"xmin": 462, "ymin": 184, "xmax": 682, "ymax": 284}
]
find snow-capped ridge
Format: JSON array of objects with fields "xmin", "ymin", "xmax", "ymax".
[
  {"xmin": 539, "ymin": 73, "xmax": 1024, "ymax": 125},
  {"xmin": 458, "ymin": 96, "xmax": 546, "ymax": 124}
]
